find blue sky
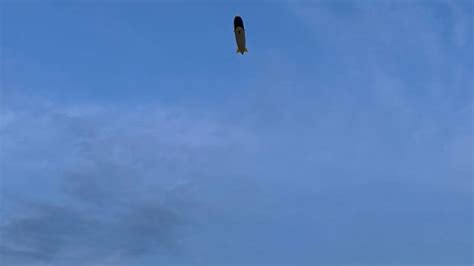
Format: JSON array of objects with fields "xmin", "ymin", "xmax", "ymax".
[{"xmin": 1, "ymin": 1, "xmax": 473, "ymax": 265}]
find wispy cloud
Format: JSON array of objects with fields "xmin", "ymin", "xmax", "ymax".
[{"xmin": 0, "ymin": 99, "xmax": 257, "ymax": 265}]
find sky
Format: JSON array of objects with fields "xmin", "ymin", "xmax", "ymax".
[{"xmin": 0, "ymin": 0, "xmax": 473, "ymax": 265}]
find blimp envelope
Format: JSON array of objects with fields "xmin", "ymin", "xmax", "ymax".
[{"xmin": 234, "ymin": 16, "xmax": 248, "ymax": 55}]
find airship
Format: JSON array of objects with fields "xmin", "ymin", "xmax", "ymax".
[{"xmin": 234, "ymin": 16, "xmax": 248, "ymax": 54}]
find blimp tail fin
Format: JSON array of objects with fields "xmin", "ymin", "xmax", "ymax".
[{"xmin": 236, "ymin": 48, "xmax": 248, "ymax": 54}]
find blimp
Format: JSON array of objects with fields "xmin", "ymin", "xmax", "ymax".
[{"xmin": 234, "ymin": 16, "xmax": 248, "ymax": 54}]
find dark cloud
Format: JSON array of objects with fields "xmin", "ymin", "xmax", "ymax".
[
  {"xmin": 0, "ymin": 104, "xmax": 238, "ymax": 265},
  {"xmin": 1, "ymin": 203, "xmax": 95, "ymax": 263},
  {"xmin": 0, "ymin": 195, "xmax": 190, "ymax": 265}
]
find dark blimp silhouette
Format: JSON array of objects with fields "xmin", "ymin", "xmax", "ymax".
[{"xmin": 234, "ymin": 16, "xmax": 248, "ymax": 55}]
